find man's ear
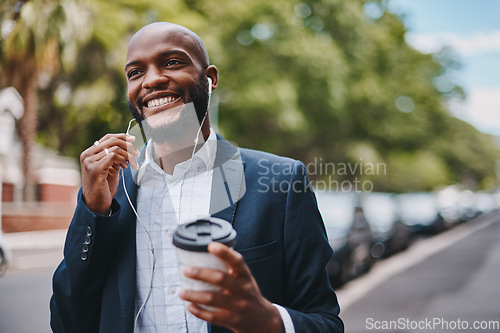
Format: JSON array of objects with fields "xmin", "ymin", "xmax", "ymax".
[{"xmin": 206, "ymin": 65, "xmax": 219, "ymax": 92}]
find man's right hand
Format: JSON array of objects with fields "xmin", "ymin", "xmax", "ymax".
[{"xmin": 80, "ymin": 133, "xmax": 140, "ymax": 215}]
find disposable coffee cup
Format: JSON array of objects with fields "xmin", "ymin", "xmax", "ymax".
[{"xmin": 173, "ymin": 217, "xmax": 237, "ymax": 308}]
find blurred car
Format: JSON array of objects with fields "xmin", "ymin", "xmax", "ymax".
[
  {"xmin": 458, "ymin": 190, "xmax": 479, "ymax": 221},
  {"xmin": 316, "ymin": 191, "xmax": 372, "ymax": 287},
  {"xmin": 435, "ymin": 186, "xmax": 463, "ymax": 228},
  {"xmin": 474, "ymin": 192, "xmax": 497, "ymax": 214},
  {"xmin": 360, "ymin": 192, "xmax": 410, "ymax": 259},
  {"xmin": 0, "ymin": 231, "xmax": 12, "ymax": 277},
  {"xmin": 397, "ymin": 192, "xmax": 445, "ymax": 234}
]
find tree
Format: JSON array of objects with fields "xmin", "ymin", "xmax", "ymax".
[
  {"xmin": 5, "ymin": 0, "xmax": 497, "ymax": 194},
  {"xmin": 0, "ymin": 0, "xmax": 91, "ymax": 200}
]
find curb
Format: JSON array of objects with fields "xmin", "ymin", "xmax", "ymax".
[{"xmin": 2, "ymin": 229, "xmax": 67, "ymax": 271}]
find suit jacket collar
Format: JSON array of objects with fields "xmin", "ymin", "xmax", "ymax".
[{"xmin": 210, "ymin": 134, "xmax": 246, "ymax": 223}]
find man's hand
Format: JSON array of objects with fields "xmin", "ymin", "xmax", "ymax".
[
  {"xmin": 80, "ymin": 133, "xmax": 140, "ymax": 215},
  {"xmin": 179, "ymin": 242, "xmax": 285, "ymax": 333}
]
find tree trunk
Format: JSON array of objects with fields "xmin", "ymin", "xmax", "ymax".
[
  {"xmin": 19, "ymin": 76, "xmax": 38, "ymax": 201},
  {"xmin": 2, "ymin": 55, "xmax": 38, "ymax": 201}
]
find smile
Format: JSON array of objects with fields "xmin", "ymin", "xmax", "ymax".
[{"xmin": 146, "ymin": 96, "xmax": 179, "ymax": 108}]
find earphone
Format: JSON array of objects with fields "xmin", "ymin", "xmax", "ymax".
[
  {"xmin": 126, "ymin": 75, "xmax": 213, "ymax": 332},
  {"xmin": 194, "ymin": 76, "xmax": 212, "ymax": 146}
]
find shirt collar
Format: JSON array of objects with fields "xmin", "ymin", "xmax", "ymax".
[{"xmin": 135, "ymin": 128, "xmax": 217, "ymax": 183}]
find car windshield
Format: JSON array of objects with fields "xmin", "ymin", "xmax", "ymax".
[
  {"xmin": 362, "ymin": 193, "xmax": 396, "ymax": 229},
  {"xmin": 398, "ymin": 193, "xmax": 438, "ymax": 225},
  {"xmin": 316, "ymin": 191, "xmax": 355, "ymax": 231}
]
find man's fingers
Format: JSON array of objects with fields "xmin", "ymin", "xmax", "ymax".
[
  {"xmin": 84, "ymin": 150, "xmax": 126, "ymax": 173},
  {"xmin": 94, "ymin": 134, "xmax": 140, "ymax": 156},
  {"xmin": 100, "ymin": 135, "xmax": 140, "ymax": 157},
  {"xmin": 207, "ymin": 242, "xmax": 250, "ymax": 277},
  {"xmin": 97, "ymin": 133, "xmax": 136, "ymax": 145},
  {"xmin": 180, "ymin": 288, "xmax": 248, "ymax": 313},
  {"xmin": 182, "ymin": 266, "xmax": 242, "ymax": 293},
  {"xmin": 185, "ymin": 302, "xmax": 231, "ymax": 326},
  {"xmin": 101, "ymin": 145, "xmax": 139, "ymax": 169},
  {"xmin": 90, "ymin": 135, "xmax": 140, "ymax": 169},
  {"xmin": 182, "ymin": 296, "xmax": 240, "ymax": 327}
]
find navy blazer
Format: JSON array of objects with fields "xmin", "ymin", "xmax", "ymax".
[{"xmin": 50, "ymin": 137, "xmax": 343, "ymax": 332}]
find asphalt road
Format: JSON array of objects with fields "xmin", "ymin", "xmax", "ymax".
[
  {"xmin": 340, "ymin": 212, "xmax": 500, "ymax": 333},
  {"xmin": 0, "ymin": 267, "xmax": 54, "ymax": 333}
]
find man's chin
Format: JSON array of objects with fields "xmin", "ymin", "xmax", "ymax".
[
  {"xmin": 142, "ymin": 104, "xmax": 184, "ymax": 128},
  {"xmin": 140, "ymin": 102, "xmax": 201, "ymax": 146}
]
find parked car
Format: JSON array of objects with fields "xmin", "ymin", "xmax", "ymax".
[
  {"xmin": 473, "ymin": 192, "xmax": 497, "ymax": 214},
  {"xmin": 435, "ymin": 186, "xmax": 463, "ymax": 228},
  {"xmin": 360, "ymin": 192, "xmax": 410, "ymax": 259},
  {"xmin": 316, "ymin": 191, "xmax": 372, "ymax": 287},
  {"xmin": 0, "ymin": 231, "xmax": 12, "ymax": 277},
  {"xmin": 397, "ymin": 192, "xmax": 445, "ymax": 234},
  {"xmin": 458, "ymin": 190, "xmax": 479, "ymax": 221}
]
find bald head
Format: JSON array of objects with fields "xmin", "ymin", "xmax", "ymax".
[{"xmin": 128, "ymin": 22, "xmax": 209, "ymax": 68}]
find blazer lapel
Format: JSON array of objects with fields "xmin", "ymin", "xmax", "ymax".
[
  {"xmin": 209, "ymin": 137, "xmax": 246, "ymax": 333},
  {"xmin": 210, "ymin": 136, "xmax": 246, "ymax": 225},
  {"xmin": 116, "ymin": 169, "xmax": 138, "ymax": 333}
]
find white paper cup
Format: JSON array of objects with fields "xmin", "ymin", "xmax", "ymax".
[{"xmin": 173, "ymin": 217, "xmax": 237, "ymax": 309}]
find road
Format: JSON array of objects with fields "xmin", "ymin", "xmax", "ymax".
[
  {"xmin": 339, "ymin": 212, "xmax": 500, "ymax": 333},
  {"xmin": 0, "ymin": 267, "xmax": 54, "ymax": 333},
  {"xmin": 1, "ymin": 213, "xmax": 499, "ymax": 333}
]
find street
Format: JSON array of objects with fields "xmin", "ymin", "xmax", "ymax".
[
  {"xmin": 339, "ymin": 212, "xmax": 500, "ymax": 332},
  {"xmin": 0, "ymin": 267, "xmax": 54, "ymax": 333},
  {"xmin": 1, "ymin": 213, "xmax": 499, "ymax": 333}
]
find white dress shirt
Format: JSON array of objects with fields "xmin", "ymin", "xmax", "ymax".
[{"xmin": 133, "ymin": 129, "xmax": 294, "ymax": 332}]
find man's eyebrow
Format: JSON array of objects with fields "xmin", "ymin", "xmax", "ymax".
[
  {"xmin": 124, "ymin": 60, "xmax": 141, "ymax": 70},
  {"xmin": 160, "ymin": 50, "xmax": 190, "ymax": 58},
  {"xmin": 124, "ymin": 50, "xmax": 191, "ymax": 70}
]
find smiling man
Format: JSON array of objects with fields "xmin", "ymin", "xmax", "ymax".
[{"xmin": 50, "ymin": 22, "xmax": 343, "ymax": 333}]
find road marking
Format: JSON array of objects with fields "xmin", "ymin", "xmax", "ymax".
[{"xmin": 335, "ymin": 213, "xmax": 498, "ymax": 311}]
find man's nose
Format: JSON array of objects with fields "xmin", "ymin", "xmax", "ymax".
[{"xmin": 142, "ymin": 67, "xmax": 168, "ymax": 89}]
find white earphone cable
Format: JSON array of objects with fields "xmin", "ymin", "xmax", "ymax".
[{"xmin": 125, "ymin": 106, "xmax": 209, "ymax": 332}]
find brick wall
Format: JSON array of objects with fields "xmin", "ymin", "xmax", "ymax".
[{"xmin": 1, "ymin": 202, "xmax": 75, "ymax": 233}]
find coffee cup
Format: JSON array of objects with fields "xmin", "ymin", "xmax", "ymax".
[{"xmin": 173, "ymin": 217, "xmax": 237, "ymax": 308}]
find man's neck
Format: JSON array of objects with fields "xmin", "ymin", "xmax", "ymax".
[{"xmin": 153, "ymin": 124, "xmax": 211, "ymax": 174}]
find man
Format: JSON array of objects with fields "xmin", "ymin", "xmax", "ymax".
[{"xmin": 50, "ymin": 22, "xmax": 343, "ymax": 333}]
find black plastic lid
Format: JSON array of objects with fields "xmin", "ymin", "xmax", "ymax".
[{"xmin": 173, "ymin": 217, "xmax": 237, "ymax": 252}]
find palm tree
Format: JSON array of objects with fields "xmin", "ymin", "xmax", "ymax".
[{"xmin": 1, "ymin": 0, "xmax": 91, "ymax": 201}]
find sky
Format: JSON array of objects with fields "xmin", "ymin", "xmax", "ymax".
[{"xmin": 387, "ymin": 0, "xmax": 500, "ymax": 136}]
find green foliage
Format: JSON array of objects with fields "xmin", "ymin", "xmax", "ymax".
[
  {"xmin": 385, "ymin": 150, "xmax": 450, "ymax": 193},
  {"xmin": 1, "ymin": 0, "xmax": 498, "ymax": 192}
]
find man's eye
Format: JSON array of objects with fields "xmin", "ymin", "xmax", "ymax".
[
  {"xmin": 127, "ymin": 69, "xmax": 142, "ymax": 78},
  {"xmin": 165, "ymin": 59, "xmax": 183, "ymax": 67}
]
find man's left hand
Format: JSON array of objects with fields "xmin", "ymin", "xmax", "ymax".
[{"xmin": 179, "ymin": 242, "xmax": 285, "ymax": 333}]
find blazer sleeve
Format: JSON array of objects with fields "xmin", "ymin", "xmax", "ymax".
[
  {"xmin": 281, "ymin": 161, "xmax": 344, "ymax": 332},
  {"xmin": 50, "ymin": 189, "xmax": 122, "ymax": 333}
]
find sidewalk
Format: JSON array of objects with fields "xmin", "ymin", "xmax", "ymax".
[{"xmin": 3, "ymin": 229, "xmax": 67, "ymax": 271}]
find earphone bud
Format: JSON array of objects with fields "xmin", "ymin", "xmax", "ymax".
[{"xmin": 207, "ymin": 77, "xmax": 212, "ymax": 96}]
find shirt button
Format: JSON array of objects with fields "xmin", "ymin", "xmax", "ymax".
[
  {"xmin": 80, "ymin": 252, "xmax": 88, "ymax": 261},
  {"xmin": 169, "ymin": 286, "xmax": 176, "ymax": 294},
  {"xmin": 86, "ymin": 226, "xmax": 93, "ymax": 236},
  {"xmin": 167, "ymin": 230, "xmax": 174, "ymax": 237},
  {"xmin": 84, "ymin": 235, "xmax": 91, "ymax": 244}
]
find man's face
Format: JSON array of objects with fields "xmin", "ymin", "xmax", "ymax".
[{"xmin": 125, "ymin": 24, "xmax": 210, "ymax": 124}]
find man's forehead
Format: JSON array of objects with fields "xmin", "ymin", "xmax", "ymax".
[{"xmin": 127, "ymin": 22, "xmax": 209, "ymax": 66}]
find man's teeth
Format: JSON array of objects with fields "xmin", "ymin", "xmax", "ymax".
[{"xmin": 147, "ymin": 96, "xmax": 176, "ymax": 108}]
